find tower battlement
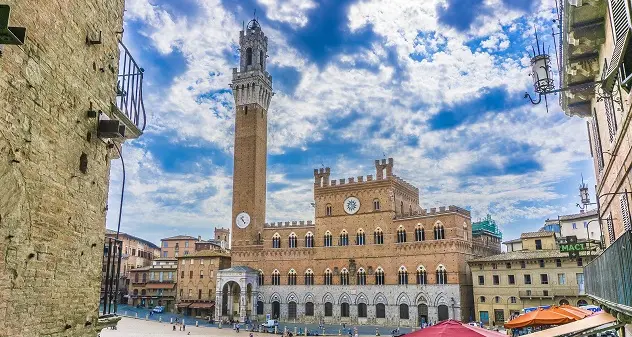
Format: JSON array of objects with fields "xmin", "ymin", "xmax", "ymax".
[
  {"xmin": 393, "ymin": 205, "xmax": 471, "ymax": 219},
  {"xmin": 264, "ymin": 220, "xmax": 315, "ymax": 228}
]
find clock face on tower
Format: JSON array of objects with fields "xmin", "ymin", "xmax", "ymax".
[
  {"xmin": 236, "ymin": 212, "xmax": 251, "ymax": 229},
  {"xmin": 343, "ymin": 197, "xmax": 360, "ymax": 215}
]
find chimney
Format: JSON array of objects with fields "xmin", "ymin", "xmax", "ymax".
[{"xmin": 198, "ymin": 235, "xmax": 201, "ymax": 241}]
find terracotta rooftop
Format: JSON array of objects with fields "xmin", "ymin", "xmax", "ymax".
[
  {"xmin": 468, "ymin": 249, "xmax": 596, "ymax": 263},
  {"xmin": 105, "ymin": 229, "xmax": 160, "ymax": 249},
  {"xmin": 161, "ymin": 235, "xmax": 198, "ymax": 241},
  {"xmin": 520, "ymin": 231, "xmax": 556, "ymax": 239},
  {"xmin": 178, "ymin": 250, "xmax": 230, "ymax": 258},
  {"xmin": 558, "ymin": 209, "xmax": 598, "ymax": 221},
  {"xmin": 502, "ymin": 238, "xmax": 522, "ymax": 244}
]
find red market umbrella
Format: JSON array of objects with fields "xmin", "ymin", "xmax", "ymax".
[
  {"xmin": 549, "ymin": 305, "xmax": 593, "ymax": 320},
  {"xmin": 504, "ymin": 308, "xmax": 574, "ymax": 329},
  {"xmin": 404, "ymin": 320, "xmax": 508, "ymax": 337}
]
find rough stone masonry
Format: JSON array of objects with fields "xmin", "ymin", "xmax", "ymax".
[{"xmin": 0, "ymin": 0, "xmax": 126, "ymax": 336}]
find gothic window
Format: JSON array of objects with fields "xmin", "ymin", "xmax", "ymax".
[
  {"xmin": 324, "ymin": 269, "xmax": 333, "ymax": 285},
  {"xmin": 358, "ymin": 303, "xmax": 368, "ymax": 317},
  {"xmin": 326, "ymin": 204, "xmax": 332, "ymax": 216},
  {"xmin": 304, "ymin": 269, "xmax": 314, "ymax": 285},
  {"xmin": 416, "ymin": 266, "xmax": 427, "ymax": 285},
  {"xmin": 271, "ymin": 269, "xmax": 280, "ymax": 286},
  {"xmin": 398, "ymin": 266, "xmax": 409, "ymax": 285},
  {"xmin": 340, "ymin": 268, "xmax": 349, "ymax": 285},
  {"xmin": 341, "ymin": 303, "xmax": 350, "ymax": 317},
  {"xmin": 305, "ymin": 302, "xmax": 314, "ymax": 316},
  {"xmin": 415, "ymin": 224, "xmax": 425, "ymax": 241},
  {"xmin": 272, "ymin": 233, "xmax": 281, "ymax": 248},
  {"xmin": 375, "ymin": 267, "xmax": 385, "ymax": 285},
  {"xmin": 356, "ymin": 229, "xmax": 365, "ymax": 245},
  {"xmin": 289, "ymin": 232, "xmax": 297, "ymax": 248},
  {"xmin": 288, "ymin": 269, "xmax": 297, "ymax": 285},
  {"xmin": 324, "ymin": 231, "xmax": 332, "ymax": 247},
  {"xmin": 434, "ymin": 222, "xmax": 445, "ymax": 240},
  {"xmin": 357, "ymin": 268, "xmax": 367, "ymax": 285},
  {"xmin": 397, "ymin": 225, "xmax": 407, "ymax": 243},
  {"xmin": 324, "ymin": 302, "xmax": 333, "ymax": 317},
  {"xmin": 376, "ymin": 303, "xmax": 386, "ymax": 318},
  {"xmin": 374, "ymin": 199, "xmax": 380, "ymax": 211},
  {"xmin": 246, "ymin": 47, "xmax": 253, "ymax": 65},
  {"xmin": 259, "ymin": 50, "xmax": 264, "ymax": 67},
  {"xmin": 400, "ymin": 304, "xmax": 410, "ymax": 319},
  {"xmin": 436, "ymin": 265, "xmax": 448, "ymax": 284},
  {"xmin": 258, "ymin": 270, "xmax": 264, "ymax": 285},
  {"xmin": 339, "ymin": 230, "xmax": 349, "ymax": 246},
  {"xmin": 374, "ymin": 227, "xmax": 384, "ymax": 244},
  {"xmin": 305, "ymin": 232, "xmax": 314, "ymax": 248},
  {"xmin": 257, "ymin": 301, "xmax": 264, "ymax": 315}
]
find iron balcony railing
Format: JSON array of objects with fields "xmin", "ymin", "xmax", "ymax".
[
  {"xmin": 585, "ymin": 230, "xmax": 632, "ymax": 307},
  {"xmin": 115, "ymin": 39, "xmax": 146, "ymax": 134},
  {"xmin": 101, "ymin": 237, "xmax": 123, "ymax": 316}
]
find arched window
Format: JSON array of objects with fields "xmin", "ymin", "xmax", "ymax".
[
  {"xmin": 494, "ymin": 296, "xmax": 501, "ymax": 304},
  {"xmin": 375, "ymin": 267, "xmax": 385, "ymax": 285},
  {"xmin": 398, "ymin": 266, "xmax": 409, "ymax": 285},
  {"xmin": 246, "ymin": 47, "xmax": 253, "ymax": 65},
  {"xmin": 271, "ymin": 269, "xmax": 280, "ymax": 286},
  {"xmin": 510, "ymin": 296, "xmax": 517, "ymax": 304},
  {"xmin": 341, "ymin": 303, "xmax": 350, "ymax": 317},
  {"xmin": 559, "ymin": 299, "xmax": 569, "ymax": 305},
  {"xmin": 357, "ymin": 268, "xmax": 367, "ymax": 285},
  {"xmin": 400, "ymin": 303, "xmax": 410, "ymax": 319},
  {"xmin": 397, "ymin": 225, "xmax": 407, "ymax": 243},
  {"xmin": 288, "ymin": 269, "xmax": 297, "ymax": 285},
  {"xmin": 577, "ymin": 299, "xmax": 588, "ymax": 306},
  {"xmin": 416, "ymin": 266, "xmax": 427, "ymax": 285},
  {"xmin": 288, "ymin": 233, "xmax": 297, "ymax": 248},
  {"xmin": 257, "ymin": 301, "xmax": 264, "ymax": 315},
  {"xmin": 463, "ymin": 223, "xmax": 468, "ymax": 241},
  {"xmin": 436, "ymin": 265, "xmax": 448, "ymax": 284},
  {"xmin": 434, "ymin": 222, "xmax": 445, "ymax": 240},
  {"xmin": 373, "ymin": 199, "xmax": 380, "ymax": 211},
  {"xmin": 376, "ymin": 303, "xmax": 386, "ymax": 318},
  {"xmin": 401, "ymin": 201, "xmax": 404, "ymax": 214},
  {"xmin": 133, "ymin": 289, "xmax": 138, "ymax": 296},
  {"xmin": 358, "ymin": 303, "xmax": 367, "ymax": 317},
  {"xmin": 324, "ymin": 231, "xmax": 332, "ymax": 247},
  {"xmin": 305, "ymin": 302, "xmax": 314, "ymax": 316},
  {"xmin": 324, "ymin": 269, "xmax": 333, "ymax": 285},
  {"xmin": 480, "ymin": 296, "xmax": 486, "ymax": 303},
  {"xmin": 415, "ymin": 224, "xmax": 425, "ymax": 241},
  {"xmin": 272, "ymin": 233, "xmax": 281, "ymax": 248},
  {"xmin": 356, "ymin": 229, "xmax": 365, "ymax": 245},
  {"xmin": 259, "ymin": 50, "xmax": 264, "ymax": 67},
  {"xmin": 324, "ymin": 302, "xmax": 333, "ymax": 317},
  {"xmin": 326, "ymin": 204, "xmax": 332, "ymax": 216},
  {"xmin": 141, "ymin": 289, "xmax": 146, "ymax": 296},
  {"xmin": 374, "ymin": 227, "xmax": 384, "ymax": 244},
  {"xmin": 305, "ymin": 232, "xmax": 314, "ymax": 248},
  {"xmin": 304, "ymin": 269, "xmax": 314, "ymax": 285},
  {"xmin": 258, "ymin": 270, "xmax": 264, "ymax": 285},
  {"xmin": 340, "ymin": 268, "xmax": 349, "ymax": 285},
  {"xmin": 339, "ymin": 230, "xmax": 349, "ymax": 246}
]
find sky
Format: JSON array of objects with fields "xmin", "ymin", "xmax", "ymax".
[{"xmin": 106, "ymin": 0, "xmax": 597, "ymax": 246}]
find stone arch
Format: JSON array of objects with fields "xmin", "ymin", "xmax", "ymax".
[
  {"xmin": 322, "ymin": 292, "xmax": 334, "ymax": 304},
  {"xmin": 373, "ymin": 292, "xmax": 388, "ymax": 306},
  {"xmin": 434, "ymin": 293, "xmax": 448, "ymax": 307},
  {"xmin": 256, "ymin": 293, "xmax": 264, "ymax": 301},
  {"xmin": 396, "ymin": 293, "xmax": 411, "ymax": 305},
  {"xmin": 286, "ymin": 292, "xmax": 299, "ymax": 304},
  {"xmin": 270, "ymin": 292, "xmax": 282, "ymax": 304},
  {"xmin": 356, "ymin": 292, "xmax": 369, "ymax": 304},
  {"xmin": 338, "ymin": 292, "xmax": 351, "ymax": 304},
  {"xmin": 415, "ymin": 292, "xmax": 430, "ymax": 305},
  {"xmin": 304, "ymin": 292, "xmax": 315, "ymax": 303}
]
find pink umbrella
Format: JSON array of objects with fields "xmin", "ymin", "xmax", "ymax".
[{"xmin": 404, "ymin": 320, "xmax": 507, "ymax": 337}]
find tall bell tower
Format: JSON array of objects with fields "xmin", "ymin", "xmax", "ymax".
[{"xmin": 230, "ymin": 18, "xmax": 273, "ymax": 252}]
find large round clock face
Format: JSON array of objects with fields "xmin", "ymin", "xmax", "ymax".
[
  {"xmin": 343, "ymin": 197, "xmax": 361, "ymax": 215},
  {"xmin": 236, "ymin": 212, "xmax": 251, "ymax": 229}
]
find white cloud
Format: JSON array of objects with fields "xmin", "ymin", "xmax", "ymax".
[{"xmin": 256, "ymin": 0, "xmax": 318, "ymax": 28}]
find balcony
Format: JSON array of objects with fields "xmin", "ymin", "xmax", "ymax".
[
  {"xmin": 585, "ymin": 230, "xmax": 632, "ymax": 312},
  {"xmin": 112, "ymin": 39, "xmax": 146, "ymax": 138},
  {"xmin": 518, "ymin": 289, "xmax": 580, "ymax": 299}
]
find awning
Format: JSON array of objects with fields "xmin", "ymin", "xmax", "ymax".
[
  {"xmin": 602, "ymin": 30, "xmax": 631, "ymax": 92},
  {"xmin": 176, "ymin": 303, "xmax": 191, "ymax": 308},
  {"xmin": 525, "ymin": 312, "xmax": 617, "ymax": 337},
  {"xmin": 146, "ymin": 283, "xmax": 175, "ymax": 289},
  {"xmin": 189, "ymin": 302, "xmax": 215, "ymax": 309}
]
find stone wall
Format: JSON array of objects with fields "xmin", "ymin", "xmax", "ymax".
[{"xmin": 0, "ymin": 0, "xmax": 125, "ymax": 336}]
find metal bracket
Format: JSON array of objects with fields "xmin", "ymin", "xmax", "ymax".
[
  {"xmin": 0, "ymin": 5, "xmax": 27, "ymax": 45},
  {"xmin": 86, "ymin": 30, "xmax": 102, "ymax": 45}
]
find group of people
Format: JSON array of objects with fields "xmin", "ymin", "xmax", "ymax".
[{"xmin": 171, "ymin": 317, "xmax": 188, "ymax": 334}]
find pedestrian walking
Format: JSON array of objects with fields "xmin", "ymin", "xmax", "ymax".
[
  {"xmin": 172, "ymin": 325, "xmax": 176, "ymax": 331},
  {"xmin": 183, "ymin": 323, "xmax": 186, "ymax": 331}
]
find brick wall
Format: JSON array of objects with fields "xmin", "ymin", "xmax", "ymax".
[{"xmin": 0, "ymin": 0, "xmax": 125, "ymax": 335}]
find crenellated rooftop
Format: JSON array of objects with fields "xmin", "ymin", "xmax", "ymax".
[
  {"xmin": 263, "ymin": 220, "xmax": 315, "ymax": 228},
  {"xmin": 393, "ymin": 205, "xmax": 470, "ymax": 220}
]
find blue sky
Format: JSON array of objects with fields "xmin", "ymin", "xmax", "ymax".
[{"xmin": 107, "ymin": 0, "xmax": 596, "ymax": 246}]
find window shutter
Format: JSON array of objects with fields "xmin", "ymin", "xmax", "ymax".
[
  {"xmin": 620, "ymin": 192, "xmax": 631, "ymax": 231},
  {"xmin": 604, "ymin": 0, "xmax": 632, "ymax": 92},
  {"xmin": 604, "ymin": 94, "xmax": 618, "ymax": 142},
  {"xmin": 591, "ymin": 113, "xmax": 605, "ymax": 171},
  {"xmin": 608, "ymin": 213, "xmax": 616, "ymax": 244}
]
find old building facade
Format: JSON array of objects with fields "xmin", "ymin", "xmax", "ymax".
[
  {"xmin": 175, "ymin": 250, "xmax": 231, "ymax": 318},
  {"xmin": 216, "ymin": 19, "xmax": 500, "ymax": 327},
  {"xmin": 469, "ymin": 231, "xmax": 592, "ymax": 327},
  {"xmin": 161, "ymin": 235, "xmax": 198, "ymax": 258},
  {"xmin": 128, "ymin": 258, "xmax": 178, "ymax": 311}
]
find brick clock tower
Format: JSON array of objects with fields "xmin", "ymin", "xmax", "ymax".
[{"xmin": 230, "ymin": 18, "xmax": 273, "ymax": 253}]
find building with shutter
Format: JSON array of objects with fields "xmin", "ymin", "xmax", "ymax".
[
  {"xmin": 214, "ymin": 18, "xmax": 501, "ymax": 327},
  {"xmin": 559, "ymin": 0, "xmax": 632, "ymax": 333}
]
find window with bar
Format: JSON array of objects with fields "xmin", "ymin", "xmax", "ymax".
[{"xmin": 621, "ymin": 192, "xmax": 631, "ymax": 231}]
